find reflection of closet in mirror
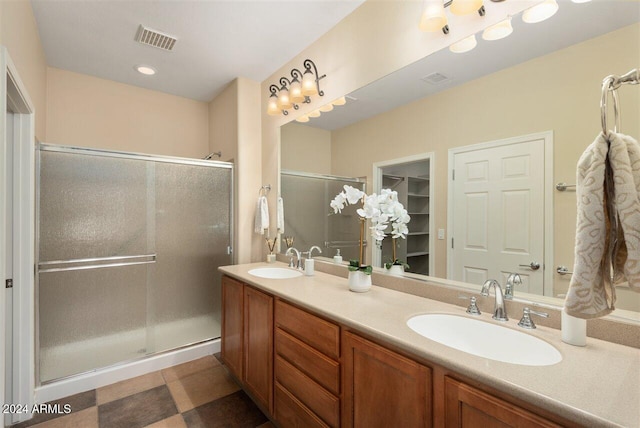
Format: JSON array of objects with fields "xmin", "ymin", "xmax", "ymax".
[{"xmin": 377, "ymin": 157, "xmax": 433, "ymax": 275}]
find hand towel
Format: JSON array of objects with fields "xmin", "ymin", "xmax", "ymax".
[
  {"xmin": 254, "ymin": 196, "xmax": 269, "ymax": 235},
  {"xmin": 277, "ymin": 196, "xmax": 285, "ymax": 234},
  {"xmin": 565, "ymin": 132, "xmax": 640, "ymax": 319}
]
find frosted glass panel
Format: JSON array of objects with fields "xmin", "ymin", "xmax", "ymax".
[
  {"xmin": 37, "ymin": 146, "xmax": 232, "ymax": 383},
  {"xmin": 39, "ymin": 265, "xmax": 151, "ymax": 382},
  {"xmin": 281, "ymin": 173, "xmax": 364, "ymax": 261},
  {"xmin": 150, "ymin": 162, "xmax": 231, "ymax": 353},
  {"xmin": 39, "ymin": 151, "xmax": 151, "ymax": 261}
]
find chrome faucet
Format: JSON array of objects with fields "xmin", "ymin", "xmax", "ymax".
[
  {"xmin": 307, "ymin": 245, "xmax": 322, "ymax": 258},
  {"xmin": 505, "ymin": 273, "xmax": 522, "ymax": 300},
  {"xmin": 481, "ymin": 279, "xmax": 508, "ymax": 321},
  {"xmin": 285, "ymin": 247, "xmax": 302, "ymax": 269}
]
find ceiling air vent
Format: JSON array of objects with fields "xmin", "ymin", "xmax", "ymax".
[
  {"xmin": 421, "ymin": 72, "xmax": 450, "ymax": 85},
  {"xmin": 135, "ymin": 25, "xmax": 177, "ymax": 51}
]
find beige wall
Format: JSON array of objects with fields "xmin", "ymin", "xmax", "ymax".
[
  {"xmin": 281, "ymin": 123, "xmax": 331, "ymax": 174},
  {"xmin": 209, "ymin": 80, "xmax": 238, "ymax": 163},
  {"xmin": 261, "ymin": 0, "xmax": 536, "ymax": 259},
  {"xmin": 46, "ymin": 67, "xmax": 209, "ymax": 158},
  {"xmin": 329, "ymin": 24, "xmax": 640, "ymax": 295},
  {"xmin": 0, "ymin": 0, "xmax": 47, "ymax": 140}
]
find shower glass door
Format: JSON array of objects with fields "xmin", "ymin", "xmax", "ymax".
[{"xmin": 37, "ymin": 145, "xmax": 232, "ymax": 383}]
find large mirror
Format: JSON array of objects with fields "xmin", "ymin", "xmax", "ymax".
[{"xmin": 280, "ymin": 1, "xmax": 640, "ymax": 313}]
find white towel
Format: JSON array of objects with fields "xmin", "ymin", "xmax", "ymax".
[
  {"xmin": 565, "ymin": 132, "xmax": 640, "ymax": 319},
  {"xmin": 277, "ymin": 196, "xmax": 285, "ymax": 234},
  {"xmin": 254, "ymin": 196, "xmax": 269, "ymax": 235}
]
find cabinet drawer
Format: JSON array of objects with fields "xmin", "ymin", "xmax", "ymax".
[
  {"xmin": 276, "ymin": 328, "xmax": 340, "ymax": 395},
  {"xmin": 275, "ymin": 383, "xmax": 330, "ymax": 428},
  {"xmin": 275, "ymin": 356, "xmax": 340, "ymax": 428},
  {"xmin": 275, "ymin": 300, "xmax": 340, "ymax": 359}
]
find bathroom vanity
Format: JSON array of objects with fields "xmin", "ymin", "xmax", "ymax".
[{"xmin": 219, "ymin": 263, "xmax": 639, "ymax": 428}]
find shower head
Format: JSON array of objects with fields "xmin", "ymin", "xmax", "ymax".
[{"xmin": 204, "ymin": 151, "xmax": 222, "ymax": 160}]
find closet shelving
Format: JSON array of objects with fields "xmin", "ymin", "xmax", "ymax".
[{"xmin": 381, "ymin": 169, "xmax": 430, "ymax": 275}]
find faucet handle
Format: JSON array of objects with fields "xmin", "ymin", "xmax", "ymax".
[
  {"xmin": 517, "ymin": 307, "xmax": 549, "ymax": 329},
  {"xmin": 459, "ymin": 295, "xmax": 481, "ymax": 316}
]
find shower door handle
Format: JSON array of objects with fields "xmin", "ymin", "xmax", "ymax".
[{"xmin": 38, "ymin": 254, "xmax": 157, "ymax": 273}]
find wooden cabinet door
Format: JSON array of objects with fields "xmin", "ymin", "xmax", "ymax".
[
  {"xmin": 221, "ymin": 275, "xmax": 244, "ymax": 381},
  {"xmin": 444, "ymin": 377, "xmax": 561, "ymax": 428},
  {"xmin": 244, "ymin": 285, "xmax": 274, "ymax": 414},
  {"xmin": 342, "ymin": 332, "xmax": 432, "ymax": 428}
]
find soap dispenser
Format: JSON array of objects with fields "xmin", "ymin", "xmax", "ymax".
[{"xmin": 333, "ymin": 249, "xmax": 343, "ymax": 264}]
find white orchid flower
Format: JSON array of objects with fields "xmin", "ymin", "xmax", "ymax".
[{"xmin": 344, "ymin": 185, "xmax": 365, "ymax": 205}]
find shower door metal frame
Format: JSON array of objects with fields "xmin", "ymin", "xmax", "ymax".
[{"xmin": 35, "ymin": 143, "xmax": 234, "ymax": 386}]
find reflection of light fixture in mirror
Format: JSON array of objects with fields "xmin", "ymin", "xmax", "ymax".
[
  {"xmin": 482, "ymin": 16, "xmax": 513, "ymax": 41},
  {"xmin": 450, "ymin": 0, "xmax": 484, "ymax": 16},
  {"xmin": 295, "ymin": 115, "xmax": 310, "ymax": 123},
  {"xmin": 266, "ymin": 59, "xmax": 325, "ymax": 116},
  {"xmin": 308, "ymin": 110, "xmax": 321, "ymax": 118},
  {"xmin": 319, "ymin": 103, "xmax": 334, "ymax": 112},
  {"xmin": 333, "ymin": 96, "xmax": 347, "ymax": 106},
  {"xmin": 419, "ymin": 0, "xmax": 448, "ymax": 33},
  {"xmin": 522, "ymin": 0, "xmax": 559, "ymax": 23},
  {"xmin": 449, "ymin": 34, "xmax": 477, "ymax": 53}
]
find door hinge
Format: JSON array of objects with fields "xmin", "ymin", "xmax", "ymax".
[
  {"xmin": 451, "ymin": 238, "xmax": 454, "ymax": 249},
  {"xmin": 6, "ymin": 278, "xmax": 13, "ymax": 288}
]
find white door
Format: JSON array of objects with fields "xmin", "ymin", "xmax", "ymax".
[{"xmin": 450, "ymin": 137, "xmax": 545, "ymax": 294}]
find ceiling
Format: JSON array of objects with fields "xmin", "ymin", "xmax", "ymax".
[
  {"xmin": 308, "ymin": 0, "xmax": 640, "ymax": 130},
  {"xmin": 30, "ymin": 0, "xmax": 366, "ymax": 102}
]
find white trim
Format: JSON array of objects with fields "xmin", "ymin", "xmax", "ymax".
[
  {"xmin": 1, "ymin": 46, "xmax": 37, "ymax": 425},
  {"xmin": 447, "ymin": 131, "xmax": 554, "ymax": 296},
  {"xmin": 36, "ymin": 340, "xmax": 219, "ymax": 404},
  {"xmin": 372, "ymin": 152, "xmax": 435, "ymax": 275}
]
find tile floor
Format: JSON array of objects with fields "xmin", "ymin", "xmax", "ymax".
[{"xmin": 12, "ymin": 356, "xmax": 273, "ymax": 428}]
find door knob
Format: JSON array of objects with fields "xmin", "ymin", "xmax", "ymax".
[{"xmin": 519, "ymin": 262, "xmax": 540, "ymax": 271}]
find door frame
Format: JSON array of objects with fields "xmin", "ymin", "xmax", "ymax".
[
  {"xmin": 447, "ymin": 131, "xmax": 554, "ymax": 296},
  {"xmin": 1, "ymin": 47, "xmax": 36, "ymax": 424},
  {"xmin": 372, "ymin": 152, "xmax": 435, "ymax": 275}
]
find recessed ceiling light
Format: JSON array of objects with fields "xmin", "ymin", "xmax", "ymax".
[{"xmin": 136, "ymin": 65, "xmax": 156, "ymax": 76}]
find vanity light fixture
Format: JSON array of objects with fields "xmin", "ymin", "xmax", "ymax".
[
  {"xmin": 449, "ymin": 34, "xmax": 477, "ymax": 53},
  {"xmin": 135, "ymin": 65, "xmax": 156, "ymax": 75},
  {"xmin": 419, "ymin": 0, "xmax": 485, "ymax": 35},
  {"xmin": 308, "ymin": 110, "xmax": 322, "ymax": 118},
  {"xmin": 266, "ymin": 59, "xmax": 325, "ymax": 116},
  {"xmin": 319, "ymin": 103, "xmax": 334, "ymax": 112},
  {"xmin": 332, "ymin": 96, "xmax": 347, "ymax": 106},
  {"xmin": 522, "ymin": 0, "xmax": 559, "ymax": 23},
  {"xmin": 482, "ymin": 16, "xmax": 513, "ymax": 40},
  {"xmin": 295, "ymin": 115, "xmax": 310, "ymax": 123}
]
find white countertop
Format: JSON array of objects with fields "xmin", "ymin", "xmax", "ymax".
[{"xmin": 219, "ymin": 262, "xmax": 640, "ymax": 428}]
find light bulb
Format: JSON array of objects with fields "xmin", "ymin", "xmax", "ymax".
[
  {"xmin": 277, "ymin": 87, "xmax": 292, "ymax": 110},
  {"xmin": 482, "ymin": 17, "xmax": 513, "ymax": 41},
  {"xmin": 419, "ymin": 0, "xmax": 448, "ymax": 32},
  {"xmin": 449, "ymin": 34, "xmax": 477, "ymax": 53},
  {"xmin": 302, "ymin": 71, "xmax": 318, "ymax": 96},
  {"xmin": 450, "ymin": 0, "xmax": 483, "ymax": 16},
  {"xmin": 267, "ymin": 95, "xmax": 280, "ymax": 116},
  {"xmin": 289, "ymin": 79, "xmax": 304, "ymax": 103},
  {"xmin": 522, "ymin": 0, "xmax": 559, "ymax": 24},
  {"xmin": 136, "ymin": 65, "xmax": 156, "ymax": 75},
  {"xmin": 319, "ymin": 104, "xmax": 334, "ymax": 112}
]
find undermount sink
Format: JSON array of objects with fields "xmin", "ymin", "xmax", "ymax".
[
  {"xmin": 407, "ymin": 313, "xmax": 562, "ymax": 366},
  {"xmin": 248, "ymin": 267, "xmax": 303, "ymax": 279}
]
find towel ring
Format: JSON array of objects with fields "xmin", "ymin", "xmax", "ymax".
[
  {"xmin": 259, "ymin": 184, "xmax": 271, "ymax": 196},
  {"xmin": 600, "ymin": 75, "xmax": 621, "ymax": 135}
]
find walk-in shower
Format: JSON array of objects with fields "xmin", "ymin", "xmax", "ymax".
[
  {"xmin": 280, "ymin": 170, "xmax": 365, "ymax": 261},
  {"xmin": 36, "ymin": 144, "xmax": 233, "ymax": 385}
]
